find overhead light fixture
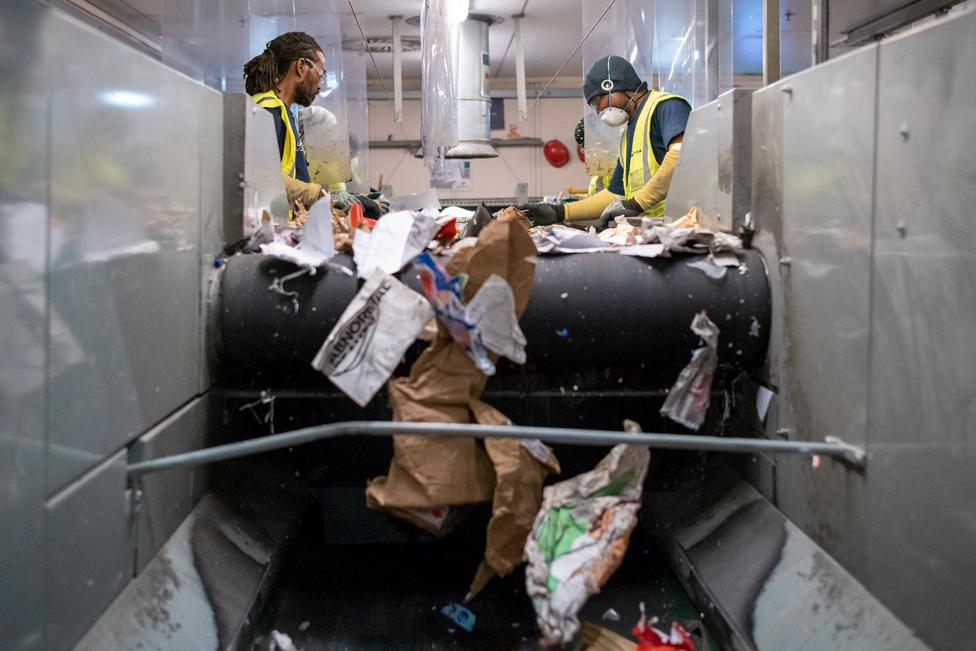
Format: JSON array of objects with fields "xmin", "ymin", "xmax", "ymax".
[
  {"xmin": 445, "ymin": 0, "xmax": 469, "ymax": 23},
  {"xmin": 98, "ymin": 90, "xmax": 155, "ymax": 109}
]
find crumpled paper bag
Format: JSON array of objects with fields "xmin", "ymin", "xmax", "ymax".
[
  {"xmin": 366, "ymin": 214, "xmax": 556, "ymax": 596},
  {"xmin": 525, "ymin": 421, "xmax": 651, "ymax": 646}
]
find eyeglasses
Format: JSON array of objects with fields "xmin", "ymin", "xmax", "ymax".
[{"xmin": 303, "ymin": 58, "xmax": 326, "ymax": 78}]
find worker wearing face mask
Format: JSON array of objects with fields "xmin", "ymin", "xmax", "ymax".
[{"xmin": 521, "ymin": 56, "xmax": 690, "ymax": 226}]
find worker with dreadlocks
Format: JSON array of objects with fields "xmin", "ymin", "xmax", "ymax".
[
  {"xmin": 243, "ymin": 32, "xmax": 329, "ymax": 210},
  {"xmin": 520, "ymin": 56, "xmax": 690, "ymax": 227}
]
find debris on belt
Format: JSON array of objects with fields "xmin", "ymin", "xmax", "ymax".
[
  {"xmin": 524, "ymin": 420, "xmax": 651, "ymax": 646},
  {"xmin": 660, "ymin": 311, "xmax": 720, "ymax": 431},
  {"xmin": 528, "ymin": 207, "xmax": 745, "ymax": 268},
  {"xmin": 441, "ymin": 602, "xmax": 476, "ymax": 632},
  {"xmin": 366, "ymin": 212, "xmax": 560, "ymax": 601},
  {"xmin": 633, "ymin": 603, "xmax": 696, "ymax": 651}
]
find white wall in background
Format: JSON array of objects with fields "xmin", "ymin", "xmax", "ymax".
[{"xmin": 367, "ymin": 97, "xmax": 594, "ymax": 201}]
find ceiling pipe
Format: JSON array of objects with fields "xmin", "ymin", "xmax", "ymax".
[
  {"xmin": 444, "ymin": 14, "xmax": 503, "ymax": 158},
  {"xmin": 391, "ymin": 15, "xmax": 403, "ymax": 123},
  {"xmin": 514, "ymin": 13, "xmax": 527, "ymax": 121}
]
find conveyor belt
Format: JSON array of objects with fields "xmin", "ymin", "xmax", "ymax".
[{"xmin": 218, "ymin": 250, "xmax": 769, "ymax": 387}]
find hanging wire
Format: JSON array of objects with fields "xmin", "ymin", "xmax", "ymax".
[{"xmin": 522, "ymin": 0, "xmax": 618, "ymax": 120}]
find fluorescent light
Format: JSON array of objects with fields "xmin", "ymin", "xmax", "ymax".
[
  {"xmin": 98, "ymin": 90, "xmax": 155, "ymax": 109},
  {"xmin": 445, "ymin": 0, "xmax": 469, "ymax": 22}
]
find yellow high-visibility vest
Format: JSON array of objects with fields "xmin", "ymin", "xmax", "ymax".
[
  {"xmin": 619, "ymin": 89, "xmax": 689, "ymax": 216},
  {"xmin": 252, "ymin": 90, "xmax": 297, "ymax": 179}
]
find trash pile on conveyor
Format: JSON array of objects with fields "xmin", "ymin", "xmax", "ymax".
[{"xmin": 221, "ymin": 192, "xmax": 754, "ymax": 648}]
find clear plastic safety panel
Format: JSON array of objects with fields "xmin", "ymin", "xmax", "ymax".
[{"xmin": 420, "ymin": 0, "xmax": 461, "ymax": 174}]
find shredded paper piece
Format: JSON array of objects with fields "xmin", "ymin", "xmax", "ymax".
[{"xmin": 660, "ymin": 312, "xmax": 720, "ymax": 430}]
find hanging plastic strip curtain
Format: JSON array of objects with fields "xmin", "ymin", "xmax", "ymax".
[
  {"xmin": 342, "ymin": 42, "xmax": 371, "ymax": 193},
  {"xmin": 580, "ymin": 0, "xmax": 651, "ymax": 178},
  {"xmin": 300, "ymin": 0, "xmax": 353, "ymax": 186},
  {"xmin": 420, "ymin": 0, "xmax": 461, "ymax": 174},
  {"xmin": 649, "ymin": 0, "xmax": 730, "ymax": 107}
]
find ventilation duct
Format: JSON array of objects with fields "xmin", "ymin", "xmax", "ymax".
[{"xmin": 445, "ymin": 14, "xmax": 501, "ymax": 159}]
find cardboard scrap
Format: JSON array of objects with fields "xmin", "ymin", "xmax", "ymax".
[
  {"xmin": 310, "ymin": 269, "xmax": 433, "ymax": 407},
  {"xmin": 366, "ymin": 216, "xmax": 555, "ymax": 598},
  {"xmin": 525, "ymin": 421, "xmax": 651, "ymax": 646},
  {"xmin": 659, "ymin": 311, "xmax": 720, "ymax": 431}
]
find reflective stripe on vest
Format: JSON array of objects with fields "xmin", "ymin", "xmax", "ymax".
[
  {"xmin": 619, "ymin": 90, "xmax": 689, "ymax": 217},
  {"xmin": 252, "ymin": 90, "xmax": 297, "ymax": 179}
]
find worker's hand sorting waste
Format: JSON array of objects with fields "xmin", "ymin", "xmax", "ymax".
[
  {"xmin": 518, "ymin": 202, "xmax": 565, "ymax": 227},
  {"xmin": 598, "ymin": 198, "xmax": 643, "ymax": 227}
]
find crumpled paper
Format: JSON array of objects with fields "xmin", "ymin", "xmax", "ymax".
[
  {"xmin": 416, "ymin": 254, "xmax": 528, "ymax": 374},
  {"xmin": 659, "ymin": 311, "xmax": 720, "ymax": 430},
  {"xmin": 353, "ymin": 210, "xmax": 438, "ymax": 278},
  {"xmin": 525, "ymin": 421, "xmax": 651, "ymax": 646},
  {"xmin": 260, "ymin": 197, "xmax": 336, "ymax": 269},
  {"xmin": 366, "ymin": 214, "xmax": 557, "ymax": 599},
  {"xmin": 527, "ymin": 206, "xmax": 745, "ymax": 266},
  {"xmin": 310, "ymin": 269, "xmax": 433, "ymax": 407}
]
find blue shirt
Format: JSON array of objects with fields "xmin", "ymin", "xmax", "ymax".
[
  {"xmin": 263, "ymin": 105, "xmax": 311, "ymax": 183},
  {"xmin": 607, "ymin": 96, "xmax": 690, "ymax": 195}
]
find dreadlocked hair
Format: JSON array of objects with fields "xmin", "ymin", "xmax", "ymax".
[{"xmin": 243, "ymin": 32, "xmax": 323, "ymax": 96}]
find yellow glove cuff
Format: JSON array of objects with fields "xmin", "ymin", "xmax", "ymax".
[
  {"xmin": 563, "ymin": 189, "xmax": 620, "ymax": 222},
  {"xmin": 631, "ymin": 145, "xmax": 681, "ymax": 211}
]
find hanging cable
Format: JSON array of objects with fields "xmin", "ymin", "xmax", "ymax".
[{"xmin": 521, "ymin": 0, "xmax": 617, "ymax": 120}]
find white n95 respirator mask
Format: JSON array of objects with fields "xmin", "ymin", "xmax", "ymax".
[{"xmin": 599, "ymin": 106, "xmax": 629, "ymax": 127}]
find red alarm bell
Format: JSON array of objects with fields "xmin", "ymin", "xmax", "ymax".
[{"xmin": 543, "ymin": 139, "xmax": 570, "ymax": 168}]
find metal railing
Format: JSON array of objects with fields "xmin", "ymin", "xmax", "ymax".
[{"xmin": 126, "ymin": 421, "xmax": 866, "ymax": 476}]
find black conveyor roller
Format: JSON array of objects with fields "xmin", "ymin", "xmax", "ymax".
[{"xmin": 218, "ymin": 251, "xmax": 769, "ymax": 385}]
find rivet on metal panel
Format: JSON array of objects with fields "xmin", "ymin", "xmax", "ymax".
[
  {"xmin": 898, "ymin": 123, "xmax": 910, "ymax": 141},
  {"xmin": 125, "ymin": 487, "xmax": 143, "ymax": 517},
  {"xmin": 896, "ymin": 220, "xmax": 908, "ymax": 238},
  {"xmin": 238, "ymin": 181, "xmax": 246, "ymax": 189},
  {"xmin": 779, "ymin": 256, "xmax": 792, "ymax": 266},
  {"xmin": 717, "ymin": 102, "xmax": 722, "ymax": 110},
  {"xmin": 776, "ymin": 427, "xmax": 791, "ymax": 438},
  {"xmin": 781, "ymin": 85, "xmax": 793, "ymax": 96}
]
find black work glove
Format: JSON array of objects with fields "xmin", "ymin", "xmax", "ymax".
[
  {"xmin": 354, "ymin": 194, "xmax": 384, "ymax": 219},
  {"xmin": 518, "ymin": 202, "xmax": 565, "ymax": 227},
  {"xmin": 598, "ymin": 197, "xmax": 643, "ymax": 228}
]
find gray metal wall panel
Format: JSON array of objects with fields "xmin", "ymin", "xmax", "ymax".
[
  {"xmin": 863, "ymin": 12, "xmax": 976, "ymax": 648},
  {"xmin": 129, "ymin": 397, "xmax": 209, "ymax": 572},
  {"xmin": 199, "ymin": 87, "xmax": 224, "ymax": 393},
  {"xmin": 667, "ymin": 88, "xmax": 752, "ymax": 230},
  {"xmin": 666, "ymin": 101, "xmax": 723, "ymax": 223},
  {"xmin": 0, "ymin": 4, "xmax": 50, "ymax": 648},
  {"xmin": 46, "ymin": 11, "xmax": 203, "ymax": 493},
  {"xmin": 770, "ymin": 44, "xmax": 879, "ymax": 586},
  {"xmin": 45, "ymin": 450, "xmax": 132, "ymax": 651},
  {"xmin": 779, "ymin": 44, "xmax": 878, "ymax": 449}
]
